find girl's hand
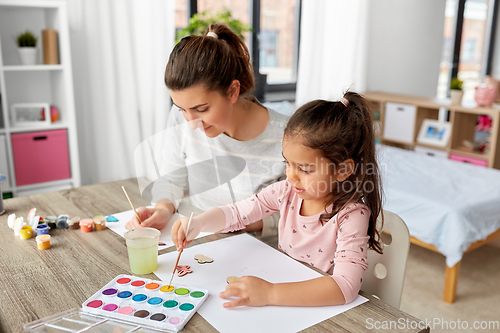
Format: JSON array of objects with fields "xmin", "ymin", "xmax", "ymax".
[
  {"xmin": 171, "ymin": 216, "xmax": 202, "ymax": 250},
  {"xmin": 125, "ymin": 206, "xmax": 172, "ymax": 230},
  {"xmin": 219, "ymin": 276, "xmax": 274, "ymax": 308}
]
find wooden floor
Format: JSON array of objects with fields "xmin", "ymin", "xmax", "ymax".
[{"xmin": 410, "ymin": 227, "xmax": 500, "ymax": 303}]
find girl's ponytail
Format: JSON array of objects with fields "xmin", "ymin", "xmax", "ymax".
[{"xmin": 343, "ymin": 92, "xmax": 383, "ymax": 254}]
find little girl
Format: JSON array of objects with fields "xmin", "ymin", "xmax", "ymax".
[{"xmin": 171, "ymin": 92, "xmax": 383, "ymax": 307}]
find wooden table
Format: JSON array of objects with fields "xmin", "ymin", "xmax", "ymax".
[{"xmin": 0, "ymin": 179, "xmax": 429, "ymax": 333}]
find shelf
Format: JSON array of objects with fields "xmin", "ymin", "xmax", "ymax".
[
  {"xmin": 365, "ymin": 91, "xmax": 500, "ymax": 115},
  {"xmin": 0, "ymin": 0, "xmax": 81, "ymax": 196},
  {"xmin": 15, "ymin": 178, "xmax": 74, "ymax": 197},
  {"xmin": 381, "ymin": 138, "xmax": 414, "ymax": 147},
  {"xmin": 1, "ymin": 185, "xmax": 12, "ymax": 193},
  {"xmin": 2, "ymin": 65, "xmax": 64, "ymax": 72},
  {"xmin": 414, "ymin": 142, "xmax": 447, "ymax": 151},
  {"xmin": 449, "ymin": 146, "xmax": 489, "ymax": 160},
  {"xmin": 8, "ymin": 123, "xmax": 69, "ymax": 133}
]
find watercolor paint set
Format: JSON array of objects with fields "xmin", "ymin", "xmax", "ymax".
[{"xmin": 23, "ymin": 274, "xmax": 209, "ymax": 332}]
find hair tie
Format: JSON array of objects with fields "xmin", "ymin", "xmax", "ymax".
[
  {"xmin": 206, "ymin": 31, "xmax": 218, "ymax": 39},
  {"xmin": 340, "ymin": 97, "xmax": 349, "ymax": 107}
]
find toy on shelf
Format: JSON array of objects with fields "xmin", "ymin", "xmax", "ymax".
[
  {"xmin": 463, "ymin": 140, "xmax": 488, "ymax": 153},
  {"xmin": 41, "ymin": 105, "xmax": 60, "ymax": 123},
  {"xmin": 476, "ymin": 115, "xmax": 492, "ymax": 132},
  {"xmin": 475, "ymin": 76, "xmax": 498, "ymax": 108}
]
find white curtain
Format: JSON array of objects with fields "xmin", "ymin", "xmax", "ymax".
[
  {"xmin": 296, "ymin": 0, "xmax": 369, "ymax": 107},
  {"xmin": 66, "ymin": 0, "xmax": 175, "ymax": 185}
]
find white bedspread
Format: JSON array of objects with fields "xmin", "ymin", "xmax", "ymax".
[{"xmin": 378, "ymin": 145, "xmax": 500, "ymax": 267}]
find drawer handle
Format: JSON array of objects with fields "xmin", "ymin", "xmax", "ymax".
[
  {"xmin": 397, "ymin": 107, "xmax": 404, "ymax": 111},
  {"xmin": 427, "ymin": 153, "xmax": 435, "ymax": 156},
  {"xmin": 33, "ymin": 136, "xmax": 47, "ymax": 141}
]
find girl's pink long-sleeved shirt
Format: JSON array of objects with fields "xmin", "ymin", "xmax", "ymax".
[{"xmin": 220, "ymin": 180, "xmax": 370, "ymax": 304}]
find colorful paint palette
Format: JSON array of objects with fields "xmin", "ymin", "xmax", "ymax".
[{"xmin": 81, "ymin": 274, "xmax": 208, "ymax": 332}]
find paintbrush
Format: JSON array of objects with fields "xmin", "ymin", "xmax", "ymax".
[
  {"xmin": 168, "ymin": 212, "xmax": 194, "ymax": 288},
  {"xmin": 121, "ymin": 186, "xmax": 143, "ymax": 224}
]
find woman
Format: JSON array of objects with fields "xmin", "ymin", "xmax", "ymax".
[{"xmin": 126, "ymin": 24, "xmax": 288, "ymax": 235}]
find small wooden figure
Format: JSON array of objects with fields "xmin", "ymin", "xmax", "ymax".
[
  {"xmin": 226, "ymin": 276, "xmax": 238, "ymax": 284},
  {"xmin": 194, "ymin": 254, "xmax": 214, "ymax": 264},
  {"xmin": 176, "ymin": 265, "xmax": 192, "ymax": 277}
]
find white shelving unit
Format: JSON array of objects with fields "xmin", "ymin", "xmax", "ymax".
[{"xmin": 0, "ymin": 0, "xmax": 80, "ymax": 196}]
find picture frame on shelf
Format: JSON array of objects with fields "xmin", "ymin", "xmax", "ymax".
[
  {"xmin": 417, "ymin": 119, "xmax": 451, "ymax": 147},
  {"xmin": 11, "ymin": 103, "xmax": 51, "ymax": 128}
]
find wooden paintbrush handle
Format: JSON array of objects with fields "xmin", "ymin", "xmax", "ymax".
[{"xmin": 172, "ymin": 248, "xmax": 183, "ymax": 274}]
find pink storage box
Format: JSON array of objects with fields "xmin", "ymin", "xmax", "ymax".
[
  {"xmin": 449, "ymin": 153, "xmax": 488, "ymax": 168},
  {"xmin": 12, "ymin": 129, "xmax": 71, "ymax": 186}
]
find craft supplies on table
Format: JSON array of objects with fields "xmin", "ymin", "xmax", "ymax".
[
  {"xmin": 56, "ymin": 215, "xmax": 69, "ymax": 229},
  {"xmin": 93, "ymin": 215, "xmax": 106, "ymax": 230},
  {"xmin": 23, "ymin": 274, "xmax": 209, "ymax": 332},
  {"xmin": 106, "ymin": 207, "xmax": 212, "ymax": 250},
  {"xmin": 124, "ymin": 228, "xmax": 160, "ymax": 274},
  {"xmin": 36, "ymin": 234, "xmax": 51, "ymax": 250},
  {"xmin": 45, "ymin": 216, "xmax": 56, "ymax": 229},
  {"xmin": 36, "ymin": 224, "xmax": 49, "ymax": 235},
  {"xmin": 80, "ymin": 218, "xmax": 93, "ymax": 232},
  {"xmin": 155, "ymin": 233, "xmax": 368, "ymax": 333},
  {"xmin": 19, "ymin": 225, "xmax": 33, "ymax": 239},
  {"xmin": 5, "ymin": 204, "xmax": 112, "ymax": 246},
  {"xmin": 67, "ymin": 216, "xmax": 80, "ymax": 229}
]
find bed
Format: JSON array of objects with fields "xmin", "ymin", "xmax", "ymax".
[{"xmin": 378, "ymin": 144, "xmax": 500, "ymax": 303}]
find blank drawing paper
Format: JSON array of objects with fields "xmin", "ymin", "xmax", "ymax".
[
  {"xmin": 155, "ymin": 233, "xmax": 368, "ymax": 333},
  {"xmin": 106, "ymin": 208, "xmax": 211, "ymax": 248}
]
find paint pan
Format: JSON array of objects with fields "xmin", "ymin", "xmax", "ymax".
[
  {"xmin": 93, "ymin": 215, "xmax": 106, "ymax": 230},
  {"xmin": 45, "ymin": 216, "xmax": 57, "ymax": 229},
  {"xmin": 56, "ymin": 215, "xmax": 69, "ymax": 229},
  {"xmin": 36, "ymin": 224, "xmax": 49, "ymax": 235},
  {"xmin": 36, "ymin": 235, "xmax": 51, "ymax": 250},
  {"xmin": 23, "ymin": 274, "xmax": 208, "ymax": 332},
  {"xmin": 80, "ymin": 218, "xmax": 93, "ymax": 232},
  {"xmin": 20, "ymin": 226, "xmax": 33, "ymax": 239},
  {"xmin": 67, "ymin": 216, "xmax": 80, "ymax": 229}
]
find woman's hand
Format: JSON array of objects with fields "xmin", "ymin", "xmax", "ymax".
[
  {"xmin": 125, "ymin": 206, "xmax": 172, "ymax": 230},
  {"xmin": 171, "ymin": 216, "xmax": 202, "ymax": 250},
  {"xmin": 219, "ymin": 276, "xmax": 274, "ymax": 308}
]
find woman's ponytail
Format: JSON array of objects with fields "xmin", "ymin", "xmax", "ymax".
[{"xmin": 165, "ymin": 24, "xmax": 254, "ymax": 97}]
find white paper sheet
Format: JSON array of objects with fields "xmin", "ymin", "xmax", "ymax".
[
  {"xmin": 155, "ymin": 233, "xmax": 368, "ymax": 333},
  {"xmin": 105, "ymin": 208, "xmax": 211, "ymax": 248}
]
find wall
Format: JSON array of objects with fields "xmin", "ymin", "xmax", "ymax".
[{"xmin": 366, "ymin": 0, "xmax": 447, "ymax": 97}]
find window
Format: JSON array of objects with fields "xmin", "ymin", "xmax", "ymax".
[
  {"xmin": 198, "ymin": 0, "xmax": 251, "ymax": 44},
  {"xmin": 260, "ymin": 0, "xmax": 300, "ymax": 85},
  {"xmin": 175, "ymin": 0, "xmax": 188, "ymax": 31},
  {"xmin": 437, "ymin": 0, "xmax": 498, "ymax": 102},
  {"xmin": 178, "ymin": 0, "xmax": 301, "ymax": 102}
]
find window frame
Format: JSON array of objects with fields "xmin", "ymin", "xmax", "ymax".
[
  {"xmin": 188, "ymin": 0, "xmax": 302, "ymax": 102},
  {"xmin": 448, "ymin": 0, "xmax": 498, "ymax": 97}
]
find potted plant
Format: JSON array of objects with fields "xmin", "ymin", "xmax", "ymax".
[
  {"xmin": 15, "ymin": 31, "xmax": 38, "ymax": 65},
  {"xmin": 450, "ymin": 77, "xmax": 463, "ymax": 105},
  {"xmin": 176, "ymin": 8, "xmax": 252, "ymax": 43}
]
